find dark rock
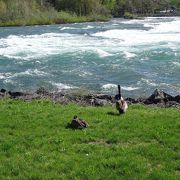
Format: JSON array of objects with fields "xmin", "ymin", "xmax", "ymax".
[
  {"xmin": 125, "ymin": 97, "xmax": 137, "ymax": 103},
  {"xmin": 174, "ymin": 95, "xmax": 180, "ymax": 103},
  {"xmin": 145, "ymin": 89, "xmax": 174, "ymax": 104},
  {"xmin": 8, "ymin": 91, "xmax": 24, "ymax": 98},
  {"xmin": 165, "ymin": 101, "xmax": 180, "ymax": 108},
  {"xmin": 0, "ymin": 92, "xmax": 4, "ymax": 98},
  {"xmin": 94, "ymin": 94, "xmax": 112, "ymax": 101},
  {"xmin": 91, "ymin": 98, "xmax": 109, "ymax": 106},
  {"xmin": 36, "ymin": 87, "xmax": 49, "ymax": 95},
  {"xmin": 0, "ymin": 88, "xmax": 179, "ymax": 108},
  {"xmin": 19, "ymin": 93, "xmax": 41, "ymax": 100},
  {"xmin": 0, "ymin": 89, "xmax": 6, "ymax": 93},
  {"xmin": 136, "ymin": 97, "xmax": 146, "ymax": 103}
]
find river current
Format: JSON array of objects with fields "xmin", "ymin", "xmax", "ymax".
[{"xmin": 0, "ymin": 17, "xmax": 179, "ymax": 97}]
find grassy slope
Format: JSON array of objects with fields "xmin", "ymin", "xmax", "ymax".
[
  {"xmin": 0, "ymin": 13, "xmax": 110, "ymax": 27},
  {"xmin": 0, "ymin": 99, "xmax": 179, "ymax": 179}
]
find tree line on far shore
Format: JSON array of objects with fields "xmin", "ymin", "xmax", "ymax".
[
  {"xmin": 0, "ymin": 0, "xmax": 179, "ymax": 26},
  {"xmin": 50, "ymin": 0, "xmax": 180, "ymax": 16}
]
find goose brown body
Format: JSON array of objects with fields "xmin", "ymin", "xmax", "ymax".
[
  {"xmin": 116, "ymin": 97, "xmax": 128, "ymax": 114},
  {"xmin": 71, "ymin": 116, "xmax": 89, "ymax": 128}
]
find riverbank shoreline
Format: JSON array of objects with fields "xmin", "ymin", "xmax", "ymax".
[
  {"xmin": 0, "ymin": 88, "xmax": 179, "ymax": 108},
  {"xmin": 0, "ymin": 15, "xmax": 111, "ymax": 27},
  {"xmin": 0, "ymin": 14, "xmax": 179, "ymax": 27}
]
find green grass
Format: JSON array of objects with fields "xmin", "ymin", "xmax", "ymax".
[
  {"xmin": 0, "ymin": 11, "xmax": 111, "ymax": 27},
  {"xmin": 0, "ymin": 99, "xmax": 179, "ymax": 179}
]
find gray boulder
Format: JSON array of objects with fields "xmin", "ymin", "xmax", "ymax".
[{"xmin": 145, "ymin": 89, "xmax": 174, "ymax": 104}]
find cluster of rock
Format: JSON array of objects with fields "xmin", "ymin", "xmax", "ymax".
[{"xmin": 0, "ymin": 88, "xmax": 180, "ymax": 108}]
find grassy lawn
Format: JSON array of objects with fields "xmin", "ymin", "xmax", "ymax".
[{"xmin": 0, "ymin": 99, "xmax": 179, "ymax": 179}]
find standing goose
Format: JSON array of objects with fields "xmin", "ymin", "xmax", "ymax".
[{"xmin": 116, "ymin": 85, "xmax": 128, "ymax": 114}]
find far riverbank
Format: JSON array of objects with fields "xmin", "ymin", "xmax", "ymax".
[{"xmin": 0, "ymin": 13, "xmax": 179, "ymax": 27}]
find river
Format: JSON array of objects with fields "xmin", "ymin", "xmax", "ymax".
[{"xmin": 0, "ymin": 17, "xmax": 180, "ymax": 97}]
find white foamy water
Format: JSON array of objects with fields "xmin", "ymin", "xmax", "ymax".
[
  {"xmin": 78, "ymin": 70, "xmax": 93, "ymax": 77},
  {"xmin": 93, "ymin": 17, "xmax": 180, "ymax": 46},
  {"xmin": 0, "ymin": 73, "xmax": 12, "ymax": 80},
  {"xmin": 150, "ymin": 19, "xmax": 180, "ymax": 33},
  {"xmin": 102, "ymin": 84, "xmax": 140, "ymax": 91},
  {"xmin": 50, "ymin": 82, "xmax": 75, "ymax": 90},
  {"xmin": 3, "ymin": 79, "xmax": 15, "ymax": 84},
  {"xmin": 82, "ymin": 25, "xmax": 94, "ymax": 29},
  {"xmin": 123, "ymin": 51, "xmax": 136, "ymax": 58},
  {"xmin": 0, "ymin": 33, "xmax": 110, "ymax": 60},
  {"xmin": 92, "ymin": 28, "xmax": 180, "ymax": 45},
  {"xmin": 0, "ymin": 17, "xmax": 179, "ymax": 60},
  {"xmin": 172, "ymin": 62, "xmax": 180, "ymax": 66},
  {"xmin": 10, "ymin": 69, "xmax": 48, "ymax": 78},
  {"xmin": 60, "ymin": 25, "xmax": 94, "ymax": 30},
  {"xmin": 121, "ymin": 86, "xmax": 140, "ymax": 91},
  {"xmin": 137, "ymin": 78, "xmax": 157, "ymax": 87},
  {"xmin": 95, "ymin": 49, "xmax": 114, "ymax": 58},
  {"xmin": 0, "ymin": 33, "xmax": 78, "ymax": 60},
  {"xmin": 0, "ymin": 74, "xmax": 5, "ymax": 79},
  {"xmin": 102, "ymin": 84, "xmax": 117, "ymax": 89},
  {"xmin": 60, "ymin": 27, "xmax": 78, "ymax": 30}
]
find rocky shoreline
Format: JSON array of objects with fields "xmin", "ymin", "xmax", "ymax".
[{"xmin": 0, "ymin": 88, "xmax": 180, "ymax": 108}]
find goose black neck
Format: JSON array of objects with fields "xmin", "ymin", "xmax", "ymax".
[{"xmin": 118, "ymin": 85, "xmax": 121, "ymax": 100}]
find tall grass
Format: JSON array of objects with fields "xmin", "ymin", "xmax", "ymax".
[
  {"xmin": 0, "ymin": 0, "xmax": 110, "ymax": 27},
  {"xmin": 0, "ymin": 10, "xmax": 110, "ymax": 26},
  {"xmin": 0, "ymin": 99, "xmax": 179, "ymax": 179}
]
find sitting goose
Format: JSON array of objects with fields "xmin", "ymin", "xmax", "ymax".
[
  {"xmin": 71, "ymin": 115, "xmax": 89, "ymax": 129},
  {"xmin": 116, "ymin": 85, "xmax": 128, "ymax": 114}
]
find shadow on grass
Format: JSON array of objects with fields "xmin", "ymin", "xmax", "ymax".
[
  {"xmin": 65, "ymin": 123, "xmax": 78, "ymax": 130},
  {"xmin": 107, "ymin": 112, "xmax": 120, "ymax": 116},
  {"xmin": 65, "ymin": 123, "xmax": 86, "ymax": 130}
]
